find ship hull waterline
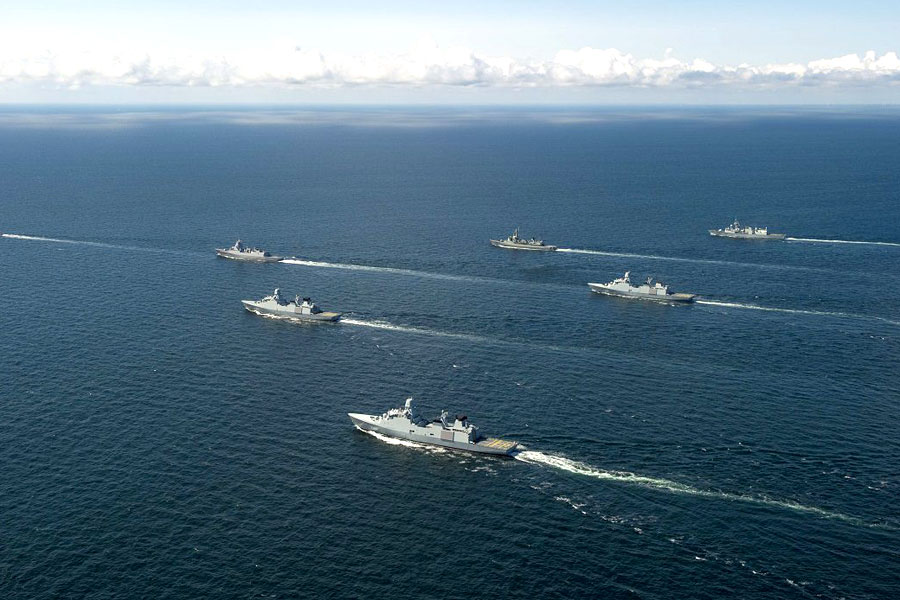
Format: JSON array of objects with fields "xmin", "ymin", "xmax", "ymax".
[
  {"xmin": 242, "ymin": 301, "xmax": 342, "ymax": 322},
  {"xmin": 216, "ymin": 249, "xmax": 283, "ymax": 262},
  {"xmin": 489, "ymin": 240, "xmax": 558, "ymax": 251},
  {"xmin": 348, "ymin": 413, "xmax": 518, "ymax": 456},
  {"xmin": 708, "ymin": 231, "xmax": 786, "ymax": 240},
  {"xmin": 588, "ymin": 284, "xmax": 696, "ymax": 304}
]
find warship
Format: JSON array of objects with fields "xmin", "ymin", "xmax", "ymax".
[
  {"xmin": 242, "ymin": 289, "xmax": 342, "ymax": 322},
  {"xmin": 490, "ymin": 228, "xmax": 557, "ymax": 251},
  {"xmin": 588, "ymin": 271, "xmax": 696, "ymax": 303},
  {"xmin": 709, "ymin": 220, "xmax": 785, "ymax": 240},
  {"xmin": 216, "ymin": 239, "xmax": 283, "ymax": 262},
  {"xmin": 349, "ymin": 398, "xmax": 519, "ymax": 456}
]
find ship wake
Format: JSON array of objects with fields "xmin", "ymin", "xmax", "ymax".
[
  {"xmin": 1, "ymin": 232, "xmax": 190, "ymax": 255},
  {"xmin": 341, "ymin": 318, "xmax": 584, "ymax": 353},
  {"xmin": 280, "ymin": 258, "xmax": 492, "ymax": 284},
  {"xmin": 695, "ymin": 300, "xmax": 900, "ymax": 327},
  {"xmin": 514, "ymin": 450, "xmax": 881, "ymax": 527},
  {"xmin": 341, "ymin": 318, "xmax": 500, "ymax": 344},
  {"xmin": 786, "ymin": 237, "xmax": 900, "ymax": 247},
  {"xmin": 558, "ymin": 247, "xmax": 826, "ymax": 273}
]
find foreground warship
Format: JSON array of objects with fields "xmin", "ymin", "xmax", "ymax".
[
  {"xmin": 216, "ymin": 239, "xmax": 283, "ymax": 262},
  {"xmin": 588, "ymin": 271, "xmax": 696, "ymax": 303},
  {"xmin": 490, "ymin": 228, "xmax": 557, "ymax": 251},
  {"xmin": 349, "ymin": 398, "xmax": 519, "ymax": 456},
  {"xmin": 242, "ymin": 289, "xmax": 342, "ymax": 322},
  {"xmin": 709, "ymin": 220, "xmax": 785, "ymax": 240}
]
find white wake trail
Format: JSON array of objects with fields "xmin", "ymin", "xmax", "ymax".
[
  {"xmin": 695, "ymin": 300, "xmax": 900, "ymax": 327},
  {"xmin": 559, "ymin": 247, "xmax": 732, "ymax": 264},
  {"xmin": 280, "ymin": 258, "xmax": 491, "ymax": 284},
  {"xmin": 514, "ymin": 450, "xmax": 873, "ymax": 526},
  {"xmin": 341, "ymin": 317, "xmax": 495, "ymax": 344},
  {"xmin": 786, "ymin": 237, "xmax": 900, "ymax": 247},
  {"xmin": 1, "ymin": 233, "xmax": 191, "ymax": 255},
  {"xmin": 558, "ymin": 247, "xmax": 824, "ymax": 272},
  {"xmin": 340, "ymin": 318, "xmax": 584, "ymax": 354}
]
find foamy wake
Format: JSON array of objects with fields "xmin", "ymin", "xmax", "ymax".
[
  {"xmin": 248, "ymin": 311, "xmax": 489, "ymax": 340},
  {"xmin": 280, "ymin": 258, "xmax": 490, "ymax": 284},
  {"xmin": 341, "ymin": 317, "xmax": 499, "ymax": 344},
  {"xmin": 786, "ymin": 237, "xmax": 900, "ymax": 247},
  {"xmin": 1, "ymin": 233, "xmax": 190, "ymax": 255},
  {"xmin": 560, "ymin": 247, "xmax": 739, "ymax": 265},
  {"xmin": 554, "ymin": 496, "xmax": 588, "ymax": 515},
  {"xmin": 558, "ymin": 247, "xmax": 822, "ymax": 272},
  {"xmin": 355, "ymin": 426, "xmax": 446, "ymax": 453},
  {"xmin": 557, "ymin": 248, "xmax": 848, "ymax": 273},
  {"xmin": 696, "ymin": 300, "xmax": 900, "ymax": 327},
  {"xmin": 514, "ymin": 451, "xmax": 870, "ymax": 525}
]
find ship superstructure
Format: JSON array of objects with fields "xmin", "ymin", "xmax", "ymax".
[
  {"xmin": 588, "ymin": 271, "xmax": 696, "ymax": 303},
  {"xmin": 490, "ymin": 228, "xmax": 558, "ymax": 251},
  {"xmin": 709, "ymin": 220, "xmax": 785, "ymax": 240},
  {"xmin": 216, "ymin": 239, "xmax": 283, "ymax": 262},
  {"xmin": 349, "ymin": 398, "xmax": 518, "ymax": 456},
  {"xmin": 242, "ymin": 288, "xmax": 342, "ymax": 321}
]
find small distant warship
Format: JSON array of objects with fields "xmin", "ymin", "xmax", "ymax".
[
  {"xmin": 242, "ymin": 289, "xmax": 342, "ymax": 322},
  {"xmin": 490, "ymin": 228, "xmax": 557, "ymax": 251},
  {"xmin": 588, "ymin": 271, "xmax": 696, "ymax": 303},
  {"xmin": 709, "ymin": 220, "xmax": 785, "ymax": 240},
  {"xmin": 349, "ymin": 398, "xmax": 519, "ymax": 456},
  {"xmin": 216, "ymin": 239, "xmax": 282, "ymax": 262}
]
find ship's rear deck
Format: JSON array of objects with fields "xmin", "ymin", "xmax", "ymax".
[{"xmin": 476, "ymin": 438, "xmax": 518, "ymax": 453}]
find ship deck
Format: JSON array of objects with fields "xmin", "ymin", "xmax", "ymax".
[{"xmin": 476, "ymin": 438, "xmax": 518, "ymax": 452}]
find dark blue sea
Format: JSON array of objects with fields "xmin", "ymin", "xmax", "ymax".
[{"xmin": 1, "ymin": 106, "xmax": 899, "ymax": 599}]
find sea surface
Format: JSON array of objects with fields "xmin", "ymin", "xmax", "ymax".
[{"xmin": 1, "ymin": 106, "xmax": 899, "ymax": 599}]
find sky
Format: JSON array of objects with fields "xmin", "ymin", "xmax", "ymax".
[{"xmin": 1, "ymin": 0, "xmax": 899, "ymax": 104}]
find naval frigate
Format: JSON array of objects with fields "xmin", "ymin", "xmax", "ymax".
[
  {"xmin": 588, "ymin": 271, "xmax": 696, "ymax": 303},
  {"xmin": 242, "ymin": 289, "xmax": 342, "ymax": 322},
  {"xmin": 490, "ymin": 228, "xmax": 557, "ymax": 251},
  {"xmin": 216, "ymin": 239, "xmax": 283, "ymax": 262},
  {"xmin": 349, "ymin": 398, "xmax": 519, "ymax": 456},
  {"xmin": 709, "ymin": 219, "xmax": 785, "ymax": 240}
]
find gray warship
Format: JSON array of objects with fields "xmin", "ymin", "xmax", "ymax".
[
  {"xmin": 490, "ymin": 228, "xmax": 557, "ymax": 251},
  {"xmin": 709, "ymin": 219, "xmax": 785, "ymax": 240},
  {"xmin": 216, "ymin": 239, "xmax": 283, "ymax": 262},
  {"xmin": 349, "ymin": 398, "xmax": 519, "ymax": 456},
  {"xmin": 242, "ymin": 288, "xmax": 342, "ymax": 322},
  {"xmin": 588, "ymin": 271, "xmax": 696, "ymax": 303}
]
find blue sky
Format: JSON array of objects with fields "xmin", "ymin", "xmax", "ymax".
[{"xmin": 1, "ymin": 1, "xmax": 898, "ymax": 103}]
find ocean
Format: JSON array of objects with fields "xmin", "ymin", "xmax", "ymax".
[{"xmin": 1, "ymin": 106, "xmax": 898, "ymax": 599}]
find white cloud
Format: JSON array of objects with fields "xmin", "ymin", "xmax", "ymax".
[{"xmin": 1, "ymin": 44, "xmax": 899, "ymax": 91}]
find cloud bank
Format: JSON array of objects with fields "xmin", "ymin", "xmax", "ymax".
[{"xmin": 2, "ymin": 45, "xmax": 899, "ymax": 90}]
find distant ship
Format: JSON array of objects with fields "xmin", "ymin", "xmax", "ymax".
[
  {"xmin": 242, "ymin": 289, "xmax": 342, "ymax": 322},
  {"xmin": 349, "ymin": 398, "xmax": 519, "ymax": 456},
  {"xmin": 216, "ymin": 239, "xmax": 282, "ymax": 262},
  {"xmin": 709, "ymin": 220, "xmax": 785, "ymax": 240},
  {"xmin": 588, "ymin": 271, "xmax": 696, "ymax": 303},
  {"xmin": 490, "ymin": 228, "xmax": 557, "ymax": 251}
]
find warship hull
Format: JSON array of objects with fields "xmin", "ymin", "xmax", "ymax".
[
  {"xmin": 490, "ymin": 240, "xmax": 558, "ymax": 251},
  {"xmin": 709, "ymin": 230, "xmax": 785, "ymax": 240},
  {"xmin": 348, "ymin": 413, "xmax": 518, "ymax": 456},
  {"xmin": 242, "ymin": 301, "xmax": 342, "ymax": 321},
  {"xmin": 216, "ymin": 249, "xmax": 283, "ymax": 262},
  {"xmin": 588, "ymin": 283, "xmax": 696, "ymax": 303}
]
